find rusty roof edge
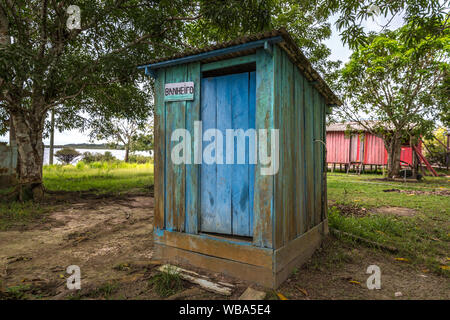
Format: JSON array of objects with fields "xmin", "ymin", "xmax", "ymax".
[
  {"xmin": 139, "ymin": 28, "xmax": 342, "ymax": 106},
  {"xmin": 141, "ymin": 36, "xmax": 283, "ymax": 70}
]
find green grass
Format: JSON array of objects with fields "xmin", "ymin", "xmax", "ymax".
[
  {"xmin": 4, "ymin": 284, "xmax": 32, "ymax": 300},
  {"xmin": 327, "ymin": 172, "xmax": 450, "ymax": 276},
  {"xmin": 0, "ymin": 201, "xmax": 49, "ymax": 230},
  {"xmin": 43, "ymin": 161, "xmax": 154, "ymax": 194},
  {"xmin": 89, "ymin": 282, "xmax": 119, "ymax": 299},
  {"xmin": 149, "ymin": 268, "xmax": 184, "ymax": 298}
]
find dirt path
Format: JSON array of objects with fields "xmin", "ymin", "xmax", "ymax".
[
  {"xmin": 0, "ymin": 194, "xmax": 158, "ymax": 299},
  {"xmin": 0, "ymin": 194, "xmax": 448, "ymax": 300}
]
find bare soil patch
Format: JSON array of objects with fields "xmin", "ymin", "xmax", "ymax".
[
  {"xmin": 331, "ymin": 203, "xmax": 370, "ymax": 217},
  {"xmin": 383, "ymin": 188, "xmax": 450, "ymax": 196},
  {"xmin": 0, "ymin": 193, "xmax": 157, "ymax": 299}
]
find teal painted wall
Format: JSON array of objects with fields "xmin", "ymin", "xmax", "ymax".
[
  {"xmin": 272, "ymin": 46, "xmax": 327, "ymax": 249},
  {"xmin": 153, "ymin": 47, "xmax": 328, "ymax": 250}
]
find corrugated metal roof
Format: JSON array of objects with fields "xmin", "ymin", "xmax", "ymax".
[
  {"xmin": 141, "ymin": 28, "xmax": 341, "ymax": 106},
  {"xmin": 326, "ymin": 121, "xmax": 387, "ymax": 132}
]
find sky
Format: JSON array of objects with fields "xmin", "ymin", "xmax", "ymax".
[{"xmin": 0, "ymin": 10, "xmax": 405, "ymax": 145}]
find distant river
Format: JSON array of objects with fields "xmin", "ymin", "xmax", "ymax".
[{"xmin": 43, "ymin": 148, "xmax": 152, "ymax": 165}]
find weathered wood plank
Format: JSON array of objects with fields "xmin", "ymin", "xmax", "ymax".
[
  {"xmin": 285, "ymin": 55, "xmax": 296, "ymax": 242},
  {"xmin": 313, "ymin": 90, "xmax": 322, "ymax": 226},
  {"xmin": 231, "ymin": 72, "xmax": 252, "ymax": 237},
  {"xmin": 294, "ymin": 67, "xmax": 307, "ymax": 235},
  {"xmin": 216, "ymin": 74, "xmax": 232, "ymax": 234},
  {"xmin": 254, "ymin": 48, "xmax": 274, "ymax": 248},
  {"xmin": 320, "ymin": 96, "xmax": 327, "ymax": 222},
  {"xmin": 154, "ymin": 243, "xmax": 275, "ymax": 288},
  {"xmin": 274, "ymin": 220, "xmax": 326, "ymax": 287},
  {"xmin": 304, "ymin": 79, "xmax": 315, "ymax": 230},
  {"xmin": 154, "ymin": 68, "xmax": 165, "ymax": 229},
  {"xmin": 165, "ymin": 65, "xmax": 186, "ymax": 231},
  {"xmin": 185, "ymin": 62, "xmax": 201, "ymax": 234},
  {"xmin": 273, "ymin": 45, "xmax": 284, "ymax": 249},
  {"xmin": 201, "ymin": 54, "xmax": 256, "ymax": 72},
  {"xmin": 248, "ymin": 71, "xmax": 256, "ymax": 237},
  {"xmin": 200, "ymin": 77, "xmax": 218, "ymax": 233},
  {"xmin": 154, "ymin": 230, "xmax": 273, "ymax": 269}
]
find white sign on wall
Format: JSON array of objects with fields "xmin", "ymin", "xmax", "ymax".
[{"xmin": 165, "ymin": 82, "xmax": 194, "ymax": 102}]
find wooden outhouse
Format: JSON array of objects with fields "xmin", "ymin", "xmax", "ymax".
[{"xmin": 139, "ymin": 28, "xmax": 341, "ymax": 288}]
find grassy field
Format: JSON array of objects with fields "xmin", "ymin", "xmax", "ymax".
[
  {"xmin": 43, "ymin": 161, "xmax": 154, "ymax": 193},
  {"xmin": 327, "ymin": 172, "xmax": 450, "ymax": 276}
]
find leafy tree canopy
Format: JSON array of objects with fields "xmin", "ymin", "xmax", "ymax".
[
  {"xmin": 321, "ymin": 0, "xmax": 449, "ymax": 49},
  {"xmin": 336, "ymin": 22, "xmax": 449, "ymax": 177}
]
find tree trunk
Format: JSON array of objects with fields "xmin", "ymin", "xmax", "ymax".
[
  {"xmin": 125, "ymin": 144, "xmax": 130, "ymax": 163},
  {"xmin": 386, "ymin": 136, "xmax": 402, "ymax": 178},
  {"xmin": 10, "ymin": 111, "xmax": 45, "ymax": 201}
]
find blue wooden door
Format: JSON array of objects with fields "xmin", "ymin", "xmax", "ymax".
[{"xmin": 200, "ymin": 72, "xmax": 256, "ymax": 237}]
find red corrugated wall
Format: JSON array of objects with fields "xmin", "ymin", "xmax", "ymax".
[
  {"xmin": 326, "ymin": 131, "xmax": 422, "ymax": 166},
  {"xmin": 364, "ymin": 133, "xmax": 385, "ymax": 165},
  {"xmin": 326, "ymin": 131, "xmax": 350, "ymax": 163}
]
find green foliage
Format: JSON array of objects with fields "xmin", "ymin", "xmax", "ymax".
[
  {"xmin": 131, "ymin": 132, "xmax": 154, "ymax": 153},
  {"xmin": 88, "ymin": 282, "xmax": 119, "ymax": 299},
  {"xmin": 186, "ymin": 0, "xmax": 342, "ymax": 79},
  {"xmin": 149, "ymin": 268, "xmax": 184, "ymax": 298},
  {"xmin": 128, "ymin": 154, "xmax": 153, "ymax": 164},
  {"xmin": 55, "ymin": 148, "xmax": 81, "ymax": 165},
  {"xmin": 82, "ymin": 151, "xmax": 117, "ymax": 163},
  {"xmin": 423, "ymin": 127, "xmax": 449, "ymax": 167},
  {"xmin": 5, "ymin": 284, "xmax": 32, "ymax": 300},
  {"xmin": 320, "ymin": 0, "xmax": 449, "ymax": 49}
]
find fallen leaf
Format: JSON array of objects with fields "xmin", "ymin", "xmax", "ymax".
[
  {"xmin": 296, "ymin": 287, "xmax": 308, "ymax": 296},
  {"xmin": 59, "ymin": 274, "xmax": 65, "ymax": 279},
  {"xmin": 440, "ymin": 265, "xmax": 450, "ymax": 271},
  {"xmin": 349, "ymin": 280, "xmax": 361, "ymax": 285},
  {"xmin": 276, "ymin": 292, "xmax": 288, "ymax": 300},
  {"xmin": 395, "ymin": 257, "xmax": 409, "ymax": 262}
]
